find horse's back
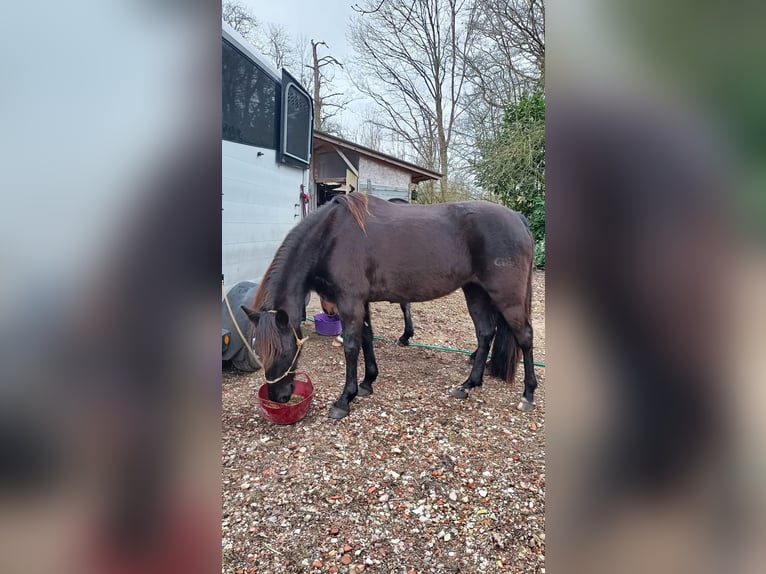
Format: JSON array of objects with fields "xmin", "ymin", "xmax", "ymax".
[
  {"xmin": 379, "ymin": 198, "xmax": 531, "ymax": 250},
  {"xmin": 341, "ymin": 196, "xmax": 532, "ymax": 302}
]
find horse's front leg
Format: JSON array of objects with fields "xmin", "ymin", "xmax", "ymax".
[{"xmin": 328, "ymin": 305, "xmax": 365, "ymax": 420}]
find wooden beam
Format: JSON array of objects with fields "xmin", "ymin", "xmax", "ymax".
[{"xmin": 332, "ymin": 145, "xmax": 359, "ymax": 177}]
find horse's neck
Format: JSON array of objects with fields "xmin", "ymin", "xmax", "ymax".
[
  {"xmin": 269, "ymin": 243, "xmax": 313, "ymax": 323},
  {"xmin": 274, "ymin": 285, "xmax": 307, "ymax": 325}
]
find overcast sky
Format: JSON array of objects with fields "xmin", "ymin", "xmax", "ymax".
[
  {"xmin": 240, "ymin": 0, "xmax": 364, "ymax": 132},
  {"xmin": 242, "ymin": 0, "xmax": 355, "ymax": 61}
]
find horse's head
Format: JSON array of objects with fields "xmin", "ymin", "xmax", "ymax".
[{"xmin": 241, "ymin": 307, "xmax": 303, "ymax": 403}]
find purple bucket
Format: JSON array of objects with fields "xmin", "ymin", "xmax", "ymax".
[{"xmin": 314, "ymin": 312, "xmax": 342, "ymax": 336}]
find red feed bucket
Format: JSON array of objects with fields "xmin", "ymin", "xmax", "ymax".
[
  {"xmin": 314, "ymin": 312, "xmax": 342, "ymax": 336},
  {"xmin": 257, "ymin": 372, "xmax": 314, "ymax": 425}
]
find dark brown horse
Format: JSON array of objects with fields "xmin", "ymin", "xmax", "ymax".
[{"xmin": 243, "ymin": 194, "xmax": 538, "ymax": 419}]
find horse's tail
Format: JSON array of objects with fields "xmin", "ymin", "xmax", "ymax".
[
  {"xmin": 486, "ymin": 311, "xmax": 518, "ymax": 384},
  {"xmin": 487, "ymin": 260, "xmax": 533, "ymax": 384}
]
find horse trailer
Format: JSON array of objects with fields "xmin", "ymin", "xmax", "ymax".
[{"xmin": 222, "ymin": 22, "xmax": 313, "ymax": 368}]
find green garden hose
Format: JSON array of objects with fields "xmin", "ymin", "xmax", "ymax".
[{"xmin": 304, "ymin": 317, "xmax": 546, "ymax": 368}]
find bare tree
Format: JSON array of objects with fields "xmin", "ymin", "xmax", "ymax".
[
  {"xmin": 260, "ymin": 23, "xmax": 294, "ymax": 70},
  {"xmin": 292, "ymin": 35, "xmax": 313, "ymax": 88},
  {"xmin": 307, "ymin": 40, "xmax": 349, "ymax": 134},
  {"xmin": 463, "ymin": 0, "xmax": 545, "ymax": 139},
  {"xmin": 350, "ymin": 0, "xmax": 475, "ymax": 200},
  {"xmin": 351, "ymin": 107, "xmax": 386, "ymax": 150},
  {"xmin": 222, "ymin": 0, "xmax": 258, "ymax": 42},
  {"xmin": 222, "ymin": 2, "xmax": 295, "ymax": 73}
]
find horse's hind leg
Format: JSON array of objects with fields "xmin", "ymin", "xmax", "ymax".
[
  {"xmin": 397, "ymin": 303, "xmax": 414, "ymax": 346},
  {"xmin": 513, "ymin": 319, "xmax": 538, "ymax": 412},
  {"xmin": 494, "ymin": 301, "xmax": 538, "ymax": 412},
  {"xmin": 452, "ymin": 284, "xmax": 496, "ymax": 400},
  {"xmin": 357, "ymin": 305, "xmax": 379, "ymax": 397},
  {"xmin": 481, "ymin": 256, "xmax": 538, "ymax": 411}
]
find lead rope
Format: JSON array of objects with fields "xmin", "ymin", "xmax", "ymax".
[
  {"xmin": 262, "ymin": 329, "xmax": 308, "ymax": 385},
  {"xmin": 222, "ymin": 281, "xmax": 308, "ymax": 384},
  {"xmin": 222, "ymin": 281, "xmax": 264, "ymax": 370}
]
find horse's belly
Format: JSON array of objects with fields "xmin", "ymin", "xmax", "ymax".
[{"xmin": 367, "ymin": 270, "xmax": 473, "ymax": 303}]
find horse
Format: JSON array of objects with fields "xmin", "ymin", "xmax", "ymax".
[{"xmin": 242, "ymin": 193, "xmax": 538, "ymax": 420}]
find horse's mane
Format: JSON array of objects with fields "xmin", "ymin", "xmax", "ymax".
[
  {"xmin": 252, "ymin": 251, "xmax": 280, "ymax": 310},
  {"xmin": 252, "ymin": 193, "xmax": 371, "ymax": 312},
  {"xmin": 250, "ymin": 236, "xmax": 302, "ymax": 370},
  {"xmin": 334, "ymin": 193, "xmax": 371, "ymax": 234}
]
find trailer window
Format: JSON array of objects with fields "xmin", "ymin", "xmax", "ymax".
[
  {"xmin": 222, "ymin": 39, "xmax": 278, "ymax": 149},
  {"xmin": 281, "ymin": 75, "xmax": 312, "ymax": 166}
]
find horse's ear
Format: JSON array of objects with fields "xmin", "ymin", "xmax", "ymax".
[
  {"xmin": 241, "ymin": 306, "xmax": 259, "ymax": 325},
  {"xmin": 275, "ymin": 309, "xmax": 289, "ymax": 328}
]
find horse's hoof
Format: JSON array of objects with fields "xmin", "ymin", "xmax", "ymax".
[
  {"xmin": 397, "ymin": 338, "xmax": 410, "ymax": 347},
  {"xmin": 357, "ymin": 384, "xmax": 373, "ymax": 397},
  {"xmin": 328, "ymin": 406, "xmax": 350, "ymax": 420},
  {"xmin": 516, "ymin": 398, "xmax": 535, "ymax": 412},
  {"xmin": 451, "ymin": 387, "xmax": 469, "ymax": 400}
]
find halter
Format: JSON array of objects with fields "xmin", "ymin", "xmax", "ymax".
[
  {"xmin": 220, "ymin": 281, "xmax": 309, "ymax": 385},
  {"xmin": 264, "ymin": 320, "xmax": 309, "ymax": 385}
]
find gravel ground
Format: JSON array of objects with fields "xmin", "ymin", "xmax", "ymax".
[{"xmin": 222, "ymin": 271, "xmax": 545, "ymax": 574}]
